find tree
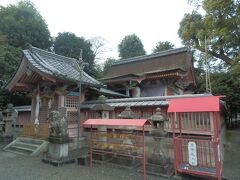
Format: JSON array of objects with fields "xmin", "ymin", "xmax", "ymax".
[
  {"xmin": 178, "ymin": 0, "xmax": 240, "ymax": 65},
  {"xmin": 0, "ymin": 0, "xmax": 51, "ymax": 108},
  {"xmin": 54, "ymin": 32, "xmax": 97, "ymax": 77},
  {"xmin": 0, "ymin": 43, "xmax": 29, "ymax": 108},
  {"xmin": 118, "ymin": 34, "xmax": 146, "ymax": 59},
  {"xmin": 89, "ymin": 36, "xmax": 111, "ymax": 62},
  {"xmin": 152, "ymin": 41, "xmax": 175, "ymax": 53},
  {"xmin": 0, "ymin": 0, "xmax": 51, "ymax": 49},
  {"xmin": 102, "ymin": 58, "xmax": 116, "ymax": 76}
]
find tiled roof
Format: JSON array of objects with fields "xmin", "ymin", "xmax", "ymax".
[
  {"xmin": 114, "ymin": 47, "xmax": 189, "ymax": 66},
  {"xmin": 82, "ymin": 94, "xmax": 211, "ymax": 109},
  {"xmin": 103, "ymin": 47, "xmax": 194, "ymax": 82},
  {"xmin": 23, "ymin": 46, "xmax": 102, "ymax": 87}
]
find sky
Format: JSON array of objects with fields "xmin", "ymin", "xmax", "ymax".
[{"xmin": 1, "ymin": 0, "xmax": 194, "ymax": 62}]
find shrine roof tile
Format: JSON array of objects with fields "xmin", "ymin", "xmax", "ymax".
[{"xmin": 23, "ymin": 46, "xmax": 102, "ymax": 87}]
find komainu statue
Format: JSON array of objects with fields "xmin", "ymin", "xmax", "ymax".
[{"xmin": 48, "ymin": 107, "xmax": 68, "ymax": 138}]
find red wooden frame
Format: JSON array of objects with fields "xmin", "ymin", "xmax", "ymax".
[
  {"xmin": 83, "ymin": 119, "xmax": 150, "ymax": 180},
  {"xmin": 168, "ymin": 96, "xmax": 223, "ymax": 180}
]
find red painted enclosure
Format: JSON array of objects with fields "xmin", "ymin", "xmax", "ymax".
[
  {"xmin": 168, "ymin": 96, "xmax": 223, "ymax": 180},
  {"xmin": 83, "ymin": 119, "xmax": 150, "ymax": 180}
]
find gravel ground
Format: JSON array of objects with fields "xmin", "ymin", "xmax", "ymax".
[{"xmin": 0, "ymin": 129, "xmax": 239, "ymax": 180}]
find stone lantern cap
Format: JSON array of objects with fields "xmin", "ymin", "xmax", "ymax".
[
  {"xmin": 91, "ymin": 95, "xmax": 114, "ymax": 111},
  {"xmin": 118, "ymin": 106, "xmax": 137, "ymax": 119},
  {"xmin": 148, "ymin": 107, "xmax": 165, "ymax": 124},
  {"xmin": 2, "ymin": 104, "xmax": 15, "ymax": 115}
]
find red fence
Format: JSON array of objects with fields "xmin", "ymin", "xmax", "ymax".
[{"xmin": 173, "ymin": 135, "xmax": 222, "ymax": 179}]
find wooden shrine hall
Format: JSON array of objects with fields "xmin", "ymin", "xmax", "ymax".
[{"xmin": 102, "ymin": 47, "xmax": 196, "ymax": 97}]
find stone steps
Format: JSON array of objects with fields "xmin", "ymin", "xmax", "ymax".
[{"xmin": 3, "ymin": 137, "xmax": 49, "ymax": 156}]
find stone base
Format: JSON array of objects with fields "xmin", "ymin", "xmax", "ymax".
[
  {"xmin": 42, "ymin": 142, "xmax": 74, "ymax": 166},
  {"xmin": 42, "ymin": 157, "xmax": 75, "ymax": 166},
  {"xmin": 48, "ymin": 142, "xmax": 69, "ymax": 159},
  {"xmin": 110, "ymin": 155, "xmax": 141, "ymax": 169},
  {"xmin": 0, "ymin": 135, "xmax": 13, "ymax": 142},
  {"xmin": 48, "ymin": 136, "xmax": 70, "ymax": 144},
  {"xmin": 145, "ymin": 162, "xmax": 173, "ymax": 178},
  {"xmin": 77, "ymin": 155, "xmax": 90, "ymax": 166},
  {"xmin": 92, "ymin": 152, "xmax": 112, "ymax": 163}
]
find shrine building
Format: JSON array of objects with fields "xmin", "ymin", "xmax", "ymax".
[{"xmin": 102, "ymin": 47, "xmax": 195, "ymax": 97}]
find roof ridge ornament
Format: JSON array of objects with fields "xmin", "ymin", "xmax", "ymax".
[{"xmin": 25, "ymin": 43, "xmax": 33, "ymax": 52}]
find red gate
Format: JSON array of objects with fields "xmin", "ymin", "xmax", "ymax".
[{"xmin": 168, "ymin": 96, "xmax": 223, "ymax": 180}]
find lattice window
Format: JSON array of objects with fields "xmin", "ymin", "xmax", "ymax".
[
  {"xmin": 65, "ymin": 96, "xmax": 79, "ymax": 108},
  {"xmin": 67, "ymin": 111, "xmax": 78, "ymax": 124}
]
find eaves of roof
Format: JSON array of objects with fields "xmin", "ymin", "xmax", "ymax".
[
  {"xmin": 21, "ymin": 46, "xmax": 104, "ymax": 88},
  {"xmin": 113, "ymin": 47, "xmax": 189, "ymax": 66}
]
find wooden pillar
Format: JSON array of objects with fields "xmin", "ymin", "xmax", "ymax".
[
  {"xmin": 30, "ymin": 96, "xmax": 36, "ymax": 123},
  {"xmin": 80, "ymin": 91, "xmax": 85, "ymax": 102},
  {"xmin": 126, "ymin": 86, "xmax": 130, "ymax": 96},
  {"xmin": 164, "ymin": 85, "xmax": 168, "ymax": 96},
  {"xmin": 58, "ymin": 95, "xmax": 65, "ymax": 107}
]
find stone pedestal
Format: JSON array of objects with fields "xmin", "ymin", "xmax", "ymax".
[
  {"xmin": 48, "ymin": 143, "xmax": 68, "ymax": 160},
  {"xmin": 42, "ymin": 137, "xmax": 75, "ymax": 166},
  {"xmin": 110, "ymin": 155, "xmax": 140, "ymax": 169},
  {"xmin": 146, "ymin": 155, "xmax": 173, "ymax": 178},
  {"xmin": 92, "ymin": 150, "xmax": 112, "ymax": 162},
  {"xmin": 4, "ymin": 119, "xmax": 13, "ymax": 137}
]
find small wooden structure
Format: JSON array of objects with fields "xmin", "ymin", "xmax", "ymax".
[
  {"xmin": 83, "ymin": 119, "xmax": 151, "ymax": 180},
  {"xmin": 168, "ymin": 96, "xmax": 223, "ymax": 180}
]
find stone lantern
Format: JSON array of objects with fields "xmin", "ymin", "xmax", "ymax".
[
  {"xmin": 147, "ymin": 107, "xmax": 173, "ymax": 177},
  {"xmin": 91, "ymin": 95, "xmax": 114, "ymax": 137},
  {"xmin": 117, "ymin": 105, "xmax": 137, "ymax": 119},
  {"xmin": 111, "ymin": 106, "xmax": 139, "ymax": 167},
  {"xmin": 90, "ymin": 95, "xmax": 114, "ymax": 161},
  {"xmin": 91, "ymin": 95, "xmax": 114, "ymax": 119},
  {"xmin": 2, "ymin": 104, "xmax": 18, "ymax": 141},
  {"xmin": 148, "ymin": 107, "xmax": 167, "ymax": 137}
]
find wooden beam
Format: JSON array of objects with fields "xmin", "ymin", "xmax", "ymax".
[
  {"xmin": 42, "ymin": 76, "xmax": 56, "ymax": 83},
  {"xmin": 15, "ymin": 83, "xmax": 32, "ymax": 89}
]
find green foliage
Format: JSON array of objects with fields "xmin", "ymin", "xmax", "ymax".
[
  {"xmin": 54, "ymin": 32, "xmax": 98, "ymax": 78},
  {"xmin": 211, "ymin": 72, "xmax": 240, "ymax": 114},
  {"xmin": 152, "ymin": 41, "xmax": 175, "ymax": 53},
  {"xmin": 102, "ymin": 58, "xmax": 116, "ymax": 76},
  {"xmin": 0, "ymin": 0, "xmax": 51, "ymax": 108},
  {"xmin": 178, "ymin": 0, "xmax": 240, "ymax": 65},
  {"xmin": 118, "ymin": 34, "xmax": 146, "ymax": 59},
  {"xmin": 0, "ymin": 0, "xmax": 51, "ymax": 49},
  {"xmin": 194, "ymin": 66, "xmax": 240, "ymax": 114},
  {"xmin": 0, "ymin": 45, "xmax": 22, "ymax": 80}
]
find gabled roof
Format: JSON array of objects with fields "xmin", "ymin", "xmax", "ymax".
[
  {"xmin": 6, "ymin": 45, "xmax": 103, "ymax": 91},
  {"xmin": 102, "ymin": 47, "xmax": 194, "ymax": 84},
  {"xmin": 23, "ymin": 46, "xmax": 102, "ymax": 86}
]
